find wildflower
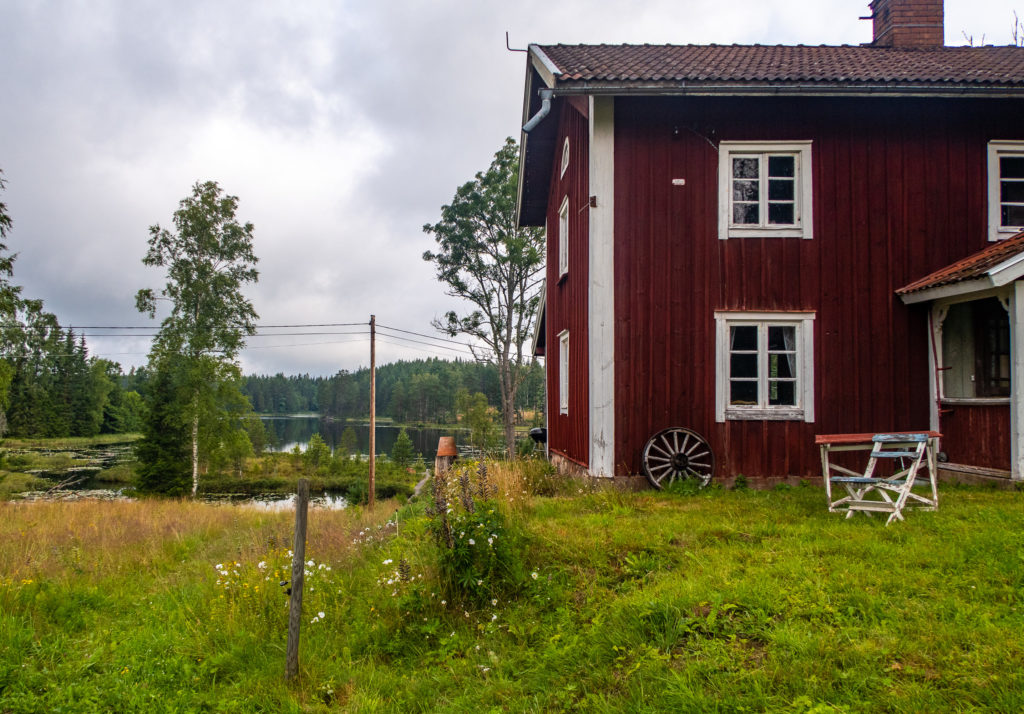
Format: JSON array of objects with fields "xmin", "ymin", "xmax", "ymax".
[
  {"xmin": 318, "ymin": 611, "xmax": 325, "ymax": 619},
  {"xmin": 491, "ymin": 614, "xmax": 498, "ymax": 621},
  {"xmin": 215, "ymin": 563, "xmax": 224, "ymax": 570},
  {"xmin": 468, "ymin": 538, "xmax": 475, "ymax": 545},
  {"xmin": 307, "ymin": 559, "xmax": 315, "ymax": 567},
  {"xmin": 531, "ymin": 571, "xmax": 539, "ymax": 580},
  {"xmin": 257, "ymin": 561, "xmax": 267, "ymax": 570},
  {"xmin": 491, "ymin": 599, "xmax": 497, "ymax": 606},
  {"xmin": 477, "ymin": 579, "xmax": 483, "ymax": 586},
  {"xmin": 383, "ymin": 559, "xmax": 393, "ymax": 565}
]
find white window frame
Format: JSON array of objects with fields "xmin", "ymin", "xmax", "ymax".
[
  {"xmin": 715, "ymin": 311, "xmax": 815, "ymax": 422},
  {"xmin": 718, "ymin": 141, "xmax": 813, "ymax": 240},
  {"xmin": 558, "ymin": 196, "xmax": 569, "ymax": 278},
  {"xmin": 987, "ymin": 141, "xmax": 1024, "ymax": 242},
  {"xmin": 560, "ymin": 137, "xmax": 570, "ymax": 178},
  {"xmin": 558, "ymin": 330, "xmax": 569, "ymax": 414}
]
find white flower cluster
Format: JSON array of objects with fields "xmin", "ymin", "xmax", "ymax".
[
  {"xmin": 351, "ymin": 520, "xmax": 398, "ymax": 546},
  {"xmin": 214, "ymin": 562, "xmax": 242, "ymax": 588}
]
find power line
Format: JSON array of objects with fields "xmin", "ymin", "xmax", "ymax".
[
  {"xmin": 82, "ymin": 330, "xmax": 369, "ymax": 338},
  {"xmin": 60, "ymin": 322, "xmax": 368, "ymax": 330},
  {"xmin": 377, "ymin": 322, "xmax": 478, "ymax": 347}
]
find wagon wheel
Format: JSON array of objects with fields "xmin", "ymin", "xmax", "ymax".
[{"xmin": 642, "ymin": 427, "xmax": 714, "ymax": 489}]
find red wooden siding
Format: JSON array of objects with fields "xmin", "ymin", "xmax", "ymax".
[
  {"xmin": 940, "ymin": 404, "xmax": 1011, "ymax": 470},
  {"xmin": 612, "ymin": 96, "xmax": 1024, "ymax": 478},
  {"xmin": 545, "ymin": 101, "xmax": 590, "ymax": 466}
]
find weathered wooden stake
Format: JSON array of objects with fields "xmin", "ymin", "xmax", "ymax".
[
  {"xmin": 285, "ymin": 479, "xmax": 310, "ymax": 681},
  {"xmin": 435, "ymin": 436, "xmax": 457, "ymax": 478},
  {"xmin": 369, "ymin": 314, "xmax": 376, "ymax": 510}
]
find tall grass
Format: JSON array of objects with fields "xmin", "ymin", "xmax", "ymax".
[{"xmin": 1, "ymin": 473, "xmax": 1022, "ymax": 711}]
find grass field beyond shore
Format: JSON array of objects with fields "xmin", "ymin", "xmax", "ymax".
[{"xmin": 1, "ymin": 474, "xmax": 1022, "ymax": 712}]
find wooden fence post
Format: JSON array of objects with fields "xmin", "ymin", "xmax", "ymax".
[
  {"xmin": 285, "ymin": 479, "xmax": 310, "ymax": 681},
  {"xmin": 435, "ymin": 436, "xmax": 457, "ymax": 478}
]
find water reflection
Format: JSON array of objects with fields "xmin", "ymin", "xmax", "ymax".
[
  {"xmin": 261, "ymin": 417, "xmax": 464, "ymax": 460},
  {"xmin": 202, "ymin": 492, "xmax": 349, "ymax": 511}
]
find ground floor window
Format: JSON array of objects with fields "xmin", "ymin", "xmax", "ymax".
[
  {"xmin": 558, "ymin": 330, "xmax": 569, "ymax": 414},
  {"xmin": 941, "ymin": 297, "xmax": 1010, "ymax": 399},
  {"xmin": 715, "ymin": 311, "xmax": 815, "ymax": 422}
]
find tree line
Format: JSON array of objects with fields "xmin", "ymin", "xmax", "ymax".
[
  {"xmin": 241, "ymin": 357, "xmax": 544, "ymax": 425},
  {"xmin": 0, "ymin": 170, "xmax": 144, "ymax": 438}
]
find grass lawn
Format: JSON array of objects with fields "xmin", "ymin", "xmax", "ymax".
[{"xmin": 0, "ymin": 470, "xmax": 1021, "ymax": 712}]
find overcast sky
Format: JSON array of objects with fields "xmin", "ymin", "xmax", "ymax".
[{"xmin": 1, "ymin": 0, "xmax": 1019, "ymax": 376}]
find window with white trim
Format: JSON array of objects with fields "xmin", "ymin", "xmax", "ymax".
[
  {"xmin": 988, "ymin": 141, "xmax": 1024, "ymax": 241},
  {"xmin": 560, "ymin": 137, "xmax": 570, "ymax": 178},
  {"xmin": 718, "ymin": 141, "xmax": 813, "ymax": 240},
  {"xmin": 715, "ymin": 311, "xmax": 815, "ymax": 422},
  {"xmin": 558, "ymin": 196, "xmax": 569, "ymax": 277},
  {"xmin": 558, "ymin": 330, "xmax": 569, "ymax": 414}
]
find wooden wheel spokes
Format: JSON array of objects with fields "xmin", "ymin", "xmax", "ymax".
[{"xmin": 642, "ymin": 427, "xmax": 714, "ymax": 489}]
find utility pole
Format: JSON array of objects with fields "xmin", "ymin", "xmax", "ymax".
[{"xmin": 368, "ymin": 314, "xmax": 376, "ymax": 509}]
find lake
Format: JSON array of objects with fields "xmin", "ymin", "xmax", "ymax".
[{"xmin": 260, "ymin": 416, "xmax": 464, "ymax": 461}]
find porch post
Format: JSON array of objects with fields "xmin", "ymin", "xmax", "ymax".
[
  {"xmin": 927, "ymin": 304, "xmax": 940, "ymax": 437},
  {"xmin": 1012, "ymin": 281, "xmax": 1024, "ymax": 480}
]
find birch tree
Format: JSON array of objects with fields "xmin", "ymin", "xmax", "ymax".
[
  {"xmin": 136, "ymin": 181, "xmax": 258, "ymax": 497},
  {"xmin": 423, "ymin": 138, "xmax": 545, "ymax": 456}
]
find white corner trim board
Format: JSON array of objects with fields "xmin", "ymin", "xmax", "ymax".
[{"xmin": 589, "ymin": 96, "xmax": 615, "ymax": 477}]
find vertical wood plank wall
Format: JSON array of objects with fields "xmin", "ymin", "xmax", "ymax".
[
  {"xmin": 941, "ymin": 404, "xmax": 1011, "ymax": 470},
  {"xmin": 611, "ymin": 96, "xmax": 1024, "ymax": 478},
  {"xmin": 545, "ymin": 101, "xmax": 591, "ymax": 466}
]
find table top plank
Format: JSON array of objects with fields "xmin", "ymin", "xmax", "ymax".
[{"xmin": 814, "ymin": 431, "xmax": 941, "ymax": 446}]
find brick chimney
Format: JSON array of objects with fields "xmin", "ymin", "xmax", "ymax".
[{"xmin": 869, "ymin": 0, "xmax": 944, "ymax": 48}]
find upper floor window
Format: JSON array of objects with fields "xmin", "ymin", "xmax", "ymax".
[
  {"xmin": 715, "ymin": 311, "xmax": 815, "ymax": 422},
  {"xmin": 558, "ymin": 196, "xmax": 569, "ymax": 277},
  {"xmin": 988, "ymin": 141, "xmax": 1024, "ymax": 241},
  {"xmin": 718, "ymin": 141, "xmax": 813, "ymax": 240},
  {"xmin": 560, "ymin": 137, "xmax": 570, "ymax": 178}
]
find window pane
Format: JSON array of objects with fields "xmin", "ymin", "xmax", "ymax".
[
  {"xmin": 730, "ymin": 380, "xmax": 758, "ymax": 405},
  {"xmin": 731, "ymin": 325, "xmax": 758, "ymax": 351},
  {"xmin": 1001, "ymin": 156, "xmax": 1024, "ymax": 179},
  {"xmin": 732, "ymin": 157, "xmax": 759, "ymax": 179},
  {"xmin": 768, "ymin": 203, "xmax": 795, "ymax": 225},
  {"xmin": 768, "ymin": 326, "xmax": 795, "ymax": 350},
  {"xmin": 730, "ymin": 353, "xmax": 758, "ymax": 379},
  {"xmin": 733, "ymin": 203, "xmax": 759, "ymax": 224},
  {"xmin": 768, "ymin": 179, "xmax": 794, "ymax": 201},
  {"xmin": 1001, "ymin": 205, "xmax": 1024, "ymax": 227},
  {"xmin": 768, "ymin": 155, "xmax": 795, "ymax": 177},
  {"xmin": 769, "ymin": 353, "xmax": 796, "ymax": 379},
  {"xmin": 732, "ymin": 180, "xmax": 759, "ymax": 201},
  {"xmin": 1001, "ymin": 180, "xmax": 1024, "ymax": 203},
  {"xmin": 769, "ymin": 380, "xmax": 796, "ymax": 406}
]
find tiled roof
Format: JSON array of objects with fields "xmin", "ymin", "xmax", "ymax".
[
  {"xmin": 897, "ymin": 231, "xmax": 1024, "ymax": 294},
  {"xmin": 536, "ymin": 44, "xmax": 1024, "ymax": 88}
]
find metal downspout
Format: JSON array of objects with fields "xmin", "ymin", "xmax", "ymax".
[{"xmin": 523, "ymin": 88, "xmax": 554, "ymax": 133}]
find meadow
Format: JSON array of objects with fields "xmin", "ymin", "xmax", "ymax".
[{"xmin": 1, "ymin": 464, "xmax": 1022, "ymax": 712}]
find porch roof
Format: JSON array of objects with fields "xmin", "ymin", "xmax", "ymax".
[{"xmin": 897, "ymin": 231, "xmax": 1024, "ymax": 304}]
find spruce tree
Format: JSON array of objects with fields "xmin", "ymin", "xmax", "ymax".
[{"xmin": 135, "ymin": 361, "xmax": 191, "ymax": 495}]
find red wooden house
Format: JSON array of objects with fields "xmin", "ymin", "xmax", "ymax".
[{"xmin": 519, "ymin": 0, "xmax": 1024, "ymax": 484}]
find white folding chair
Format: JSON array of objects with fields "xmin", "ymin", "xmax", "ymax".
[{"xmin": 828, "ymin": 433, "xmax": 934, "ymax": 525}]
